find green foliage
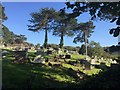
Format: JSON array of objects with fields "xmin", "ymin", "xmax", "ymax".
[
  {"xmin": 28, "ymin": 8, "xmax": 56, "ymax": 48},
  {"xmin": 0, "ymin": 3, "xmax": 8, "ymax": 21},
  {"xmin": 53, "ymin": 8, "xmax": 77, "ymax": 48},
  {"xmin": 2, "ymin": 25, "xmax": 14, "ymax": 44},
  {"xmin": 87, "ymin": 41, "xmax": 111, "ymax": 58},
  {"xmin": 2, "ymin": 25, "xmax": 27, "ymax": 44},
  {"xmin": 14, "ymin": 34, "xmax": 27, "ymax": 44},
  {"xmin": 73, "ymin": 21, "xmax": 95, "ymax": 44},
  {"xmin": 66, "ymin": 2, "xmax": 120, "ymax": 37},
  {"xmin": 47, "ymin": 43, "xmax": 59, "ymax": 49},
  {"xmin": 79, "ymin": 44, "xmax": 85, "ymax": 55},
  {"xmin": 64, "ymin": 46, "xmax": 75, "ymax": 51}
]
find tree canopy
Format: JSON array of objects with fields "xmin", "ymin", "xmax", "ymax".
[
  {"xmin": 73, "ymin": 21, "xmax": 95, "ymax": 44},
  {"xmin": 53, "ymin": 8, "xmax": 77, "ymax": 48},
  {"xmin": 0, "ymin": 3, "xmax": 7, "ymax": 21},
  {"xmin": 66, "ymin": 2, "xmax": 120, "ymax": 37},
  {"xmin": 28, "ymin": 8, "xmax": 56, "ymax": 48}
]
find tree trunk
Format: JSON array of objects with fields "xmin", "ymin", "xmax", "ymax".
[
  {"xmin": 85, "ymin": 32, "xmax": 87, "ymax": 60},
  {"xmin": 43, "ymin": 29, "xmax": 48, "ymax": 48},
  {"xmin": 59, "ymin": 32, "xmax": 64, "ymax": 49}
]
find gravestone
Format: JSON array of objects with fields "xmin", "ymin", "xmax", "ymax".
[
  {"xmin": 14, "ymin": 50, "xmax": 28, "ymax": 63},
  {"xmin": 48, "ymin": 47, "xmax": 53, "ymax": 51},
  {"xmin": 53, "ymin": 55, "xmax": 59, "ymax": 62},
  {"xmin": 33, "ymin": 55, "xmax": 45, "ymax": 64},
  {"xmin": 4, "ymin": 43, "xmax": 7, "ymax": 47},
  {"xmin": 58, "ymin": 48, "xmax": 62, "ymax": 54},
  {"xmin": 84, "ymin": 61, "xmax": 91, "ymax": 70},
  {"xmin": 2, "ymin": 50, "xmax": 8, "ymax": 57},
  {"xmin": 100, "ymin": 62, "xmax": 107, "ymax": 70},
  {"xmin": 45, "ymin": 58, "xmax": 49, "ymax": 62},
  {"xmin": 64, "ymin": 49, "xmax": 68, "ymax": 53},
  {"xmin": 46, "ymin": 50, "xmax": 52, "ymax": 55},
  {"xmin": 68, "ymin": 61, "xmax": 77, "ymax": 65},
  {"xmin": 91, "ymin": 59, "xmax": 96, "ymax": 65},
  {"xmin": 36, "ymin": 48, "xmax": 44, "ymax": 56},
  {"xmin": 80, "ymin": 59, "xmax": 91, "ymax": 70},
  {"xmin": 59, "ymin": 54, "xmax": 65, "ymax": 59},
  {"xmin": 48, "ymin": 62, "xmax": 61, "ymax": 68},
  {"xmin": 65, "ymin": 55, "xmax": 71, "ymax": 59},
  {"xmin": 112, "ymin": 60, "xmax": 117, "ymax": 64}
]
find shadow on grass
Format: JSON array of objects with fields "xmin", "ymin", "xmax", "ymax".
[
  {"xmin": 2, "ymin": 60, "xmax": 80, "ymax": 90},
  {"xmin": 2, "ymin": 56, "xmax": 120, "ymax": 89},
  {"xmin": 78, "ymin": 58, "xmax": 120, "ymax": 89}
]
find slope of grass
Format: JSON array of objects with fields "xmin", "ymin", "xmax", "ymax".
[
  {"xmin": 3, "ymin": 49, "xmax": 114, "ymax": 89},
  {"xmin": 71, "ymin": 54, "xmax": 85, "ymax": 60}
]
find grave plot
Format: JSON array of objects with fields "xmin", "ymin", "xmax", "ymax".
[
  {"xmin": 79, "ymin": 59, "xmax": 91, "ymax": 70},
  {"xmin": 13, "ymin": 50, "xmax": 29, "ymax": 63}
]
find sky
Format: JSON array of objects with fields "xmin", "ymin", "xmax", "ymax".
[{"xmin": 2, "ymin": 2, "xmax": 119, "ymax": 47}]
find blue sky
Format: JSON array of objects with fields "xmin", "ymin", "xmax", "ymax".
[{"xmin": 2, "ymin": 2, "xmax": 118, "ymax": 47}]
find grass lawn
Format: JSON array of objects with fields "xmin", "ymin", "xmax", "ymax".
[{"xmin": 2, "ymin": 49, "xmax": 104, "ymax": 89}]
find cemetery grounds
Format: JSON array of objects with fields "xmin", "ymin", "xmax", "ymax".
[{"xmin": 2, "ymin": 47, "xmax": 119, "ymax": 89}]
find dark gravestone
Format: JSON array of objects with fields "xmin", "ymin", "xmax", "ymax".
[
  {"xmin": 59, "ymin": 55, "xmax": 66, "ymax": 62},
  {"xmin": 47, "ymin": 50, "xmax": 52, "ymax": 55},
  {"xmin": 52, "ymin": 64, "xmax": 61, "ymax": 68},
  {"xmin": 45, "ymin": 58, "xmax": 49, "ymax": 62},
  {"xmin": 80, "ymin": 59, "xmax": 91, "ymax": 70},
  {"xmin": 53, "ymin": 56, "xmax": 59, "ymax": 62},
  {"xmin": 4, "ymin": 43, "xmax": 7, "ymax": 47},
  {"xmin": 65, "ymin": 55, "xmax": 71, "ymax": 59},
  {"xmin": 100, "ymin": 63, "xmax": 107, "ymax": 71},
  {"xmin": 80, "ymin": 59, "xmax": 85, "ymax": 64},
  {"xmin": 48, "ymin": 62, "xmax": 61, "ymax": 68},
  {"xmin": 14, "ymin": 50, "xmax": 28, "ymax": 63},
  {"xmin": 68, "ymin": 61, "xmax": 77, "ymax": 66},
  {"xmin": 48, "ymin": 62, "xmax": 52, "ymax": 66},
  {"xmin": 84, "ymin": 61, "xmax": 91, "ymax": 70},
  {"xmin": 59, "ymin": 55, "xmax": 65, "ymax": 59},
  {"xmin": 2, "ymin": 50, "xmax": 8, "ymax": 56}
]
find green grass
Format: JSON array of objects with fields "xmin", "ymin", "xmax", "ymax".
[
  {"xmin": 82, "ymin": 68, "xmax": 102, "ymax": 76},
  {"xmin": 3, "ymin": 49, "xmax": 110, "ymax": 89},
  {"xmin": 71, "ymin": 54, "xmax": 85, "ymax": 60},
  {"xmin": 2, "ymin": 59, "xmax": 77, "ymax": 89}
]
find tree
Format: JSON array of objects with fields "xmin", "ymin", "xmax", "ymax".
[
  {"xmin": 87, "ymin": 41, "xmax": 110, "ymax": 58},
  {"xmin": 28, "ymin": 8, "xmax": 56, "ymax": 48},
  {"xmin": 14, "ymin": 34, "xmax": 27, "ymax": 44},
  {"xmin": 79, "ymin": 44, "xmax": 85, "ymax": 55},
  {"xmin": 0, "ymin": 3, "xmax": 8, "ymax": 45},
  {"xmin": 2, "ymin": 25, "xmax": 14, "ymax": 44},
  {"xmin": 53, "ymin": 8, "xmax": 77, "ymax": 48},
  {"xmin": 73, "ymin": 21, "xmax": 95, "ymax": 59},
  {"xmin": 66, "ymin": 2, "xmax": 120, "ymax": 37},
  {"xmin": 0, "ymin": 3, "xmax": 7, "ymax": 21}
]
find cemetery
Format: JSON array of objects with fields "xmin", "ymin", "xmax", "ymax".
[
  {"xmin": 2, "ymin": 44, "xmax": 120, "ymax": 89},
  {"xmin": 1, "ymin": 2, "xmax": 120, "ymax": 89}
]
